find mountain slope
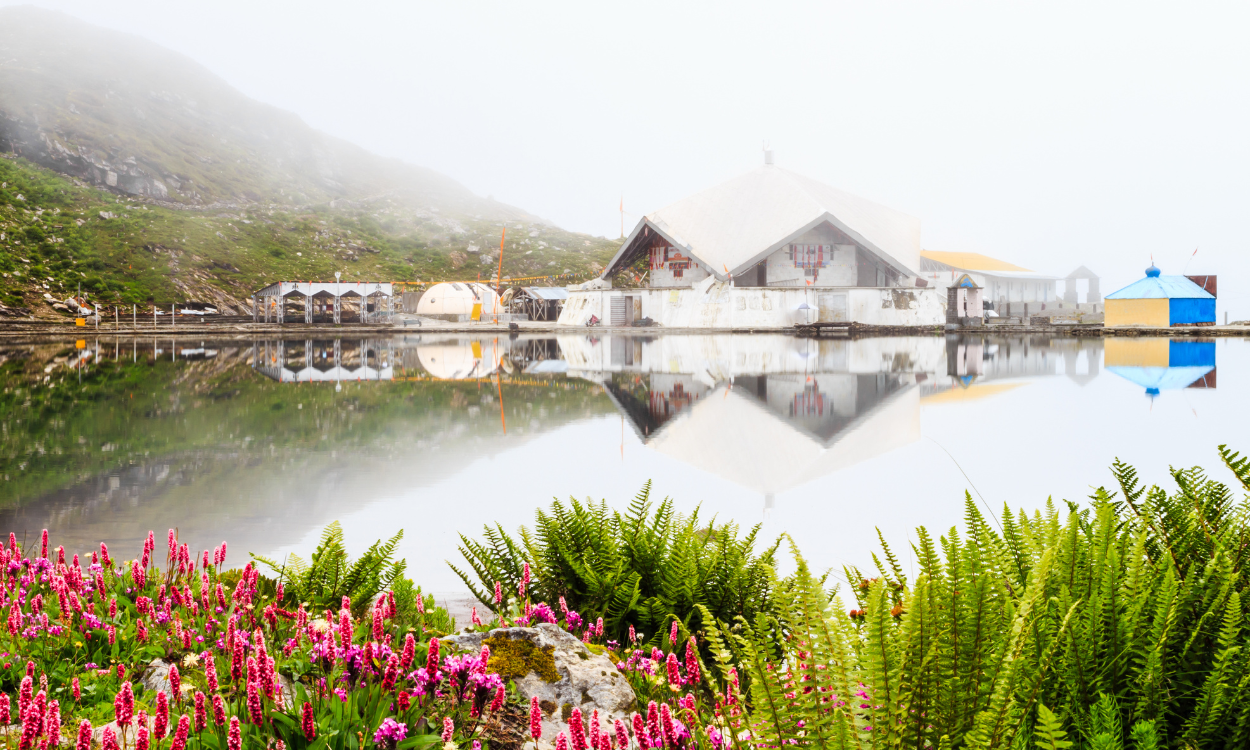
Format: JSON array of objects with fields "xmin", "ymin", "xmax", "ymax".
[
  {"xmin": 0, "ymin": 6, "xmax": 519, "ymax": 214},
  {"xmin": 0, "ymin": 7, "xmax": 615, "ymax": 315}
]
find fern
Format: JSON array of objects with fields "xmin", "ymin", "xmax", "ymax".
[
  {"xmin": 721, "ymin": 447, "xmax": 1250, "ymax": 750},
  {"xmin": 1034, "ymin": 703, "xmax": 1073, "ymax": 750},
  {"xmin": 452, "ymin": 488, "xmax": 785, "ymax": 650}
]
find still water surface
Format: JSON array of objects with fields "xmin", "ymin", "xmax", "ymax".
[{"xmin": 0, "ymin": 333, "xmax": 1245, "ymax": 597}]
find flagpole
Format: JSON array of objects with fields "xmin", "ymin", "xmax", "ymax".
[{"xmin": 495, "ymin": 227, "xmax": 506, "ymax": 323}]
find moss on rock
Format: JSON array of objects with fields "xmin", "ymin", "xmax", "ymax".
[{"xmin": 484, "ymin": 635, "xmax": 560, "ymax": 683}]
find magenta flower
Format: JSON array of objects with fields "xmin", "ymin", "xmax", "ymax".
[
  {"xmin": 374, "ymin": 718, "xmax": 408, "ymax": 747},
  {"xmin": 75, "ymin": 720, "xmax": 92, "ymax": 750},
  {"xmin": 530, "ymin": 695, "xmax": 543, "ymax": 739}
]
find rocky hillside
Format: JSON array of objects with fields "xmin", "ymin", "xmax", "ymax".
[{"xmin": 0, "ymin": 7, "xmax": 615, "ymax": 316}]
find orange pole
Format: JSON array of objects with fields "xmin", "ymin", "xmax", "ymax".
[{"xmin": 495, "ymin": 338, "xmax": 506, "ymax": 434}]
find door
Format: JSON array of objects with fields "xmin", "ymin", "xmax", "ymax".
[
  {"xmin": 610, "ymin": 297, "xmax": 627, "ymax": 326},
  {"xmin": 818, "ymin": 293, "xmax": 848, "ymax": 322},
  {"xmin": 632, "ymin": 297, "xmax": 642, "ymax": 323}
]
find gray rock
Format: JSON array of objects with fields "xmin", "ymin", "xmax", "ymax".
[
  {"xmin": 442, "ymin": 624, "xmax": 635, "ymax": 747},
  {"xmin": 139, "ymin": 657, "xmax": 173, "ymax": 695}
]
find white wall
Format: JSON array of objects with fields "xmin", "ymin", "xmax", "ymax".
[{"xmin": 557, "ymin": 279, "xmax": 946, "ymax": 328}]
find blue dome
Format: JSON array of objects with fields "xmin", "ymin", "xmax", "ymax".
[{"xmin": 1145, "ymin": 265, "xmax": 1161, "ymax": 277}]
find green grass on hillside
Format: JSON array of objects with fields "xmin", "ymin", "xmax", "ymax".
[{"xmin": 0, "ymin": 156, "xmax": 616, "ymax": 315}]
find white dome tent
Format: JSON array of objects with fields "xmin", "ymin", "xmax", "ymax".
[{"xmin": 415, "ymin": 282, "xmax": 502, "ymax": 321}]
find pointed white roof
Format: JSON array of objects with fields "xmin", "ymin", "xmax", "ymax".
[
  {"xmin": 646, "ymin": 383, "xmax": 920, "ymax": 496},
  {"xmin": 607, "ymin": 165, "xmax": 921, "ymax": 279}
]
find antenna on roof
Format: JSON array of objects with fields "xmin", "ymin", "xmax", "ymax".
[{"xmin": 763, "ymin": 140, "xmax": 774, "ymax": 166}]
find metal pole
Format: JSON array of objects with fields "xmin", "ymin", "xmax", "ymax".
[
  {"xmin": 172, "ymin": 304, "xmax": 175, "ymax": 328},
  {"xmin": 133, "ymin": 304, "xmax": 136, "ymax": 329}
]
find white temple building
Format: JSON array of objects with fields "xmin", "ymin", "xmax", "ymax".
[{"xmin": 559, "ymin": 155, "xmax": 945, "ymax": 328}]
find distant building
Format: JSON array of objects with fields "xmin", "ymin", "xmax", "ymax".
[
  {"xmin": 920, "ymin": 251, "xmax": 1062, "ymax": 318},
  {"xmin": 560, "ymin": 156, "xmax": 945, "ymax": 328},
  {"xmin": 1104, "ymin": 266, "xmax": 1216, "ymax": 327}
]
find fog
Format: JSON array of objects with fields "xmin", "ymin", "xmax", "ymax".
[{"xmin": 5, "ymin": 1, "xmax": 1250, "ymax": 314}]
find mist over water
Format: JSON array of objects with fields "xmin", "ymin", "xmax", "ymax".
[
  {"xmin": 1, "ymin": 332, "xmax": 1245, "ymax": 595},
  {"xmin": 2, "ymin": 1, "xmax": 1248, "ymax": 314}
]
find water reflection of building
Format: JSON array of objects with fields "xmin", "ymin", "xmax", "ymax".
[
  {"xmin": 252, "ymin": 339, "xmax": 394, "ymax": 383},
  {"xmin": 933, "ymin": 335, "xmax": 1104, "ymax": 393},
  {"xmin": 562, "ymin": 334, "xmax": 933, "ymax": 507},
  {"xmin": 1105, "ymin": 339, "xmax": 1216, "ymax": 396}
]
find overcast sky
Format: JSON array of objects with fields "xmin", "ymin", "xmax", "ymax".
[{"xmin": 6, "ymin": 1, "xmax": 1250, "ymax": 313}]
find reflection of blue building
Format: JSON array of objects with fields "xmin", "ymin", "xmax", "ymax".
[{"xmin": 1105, "ymin": 339, "xmax": 1216, "ymax": 396}]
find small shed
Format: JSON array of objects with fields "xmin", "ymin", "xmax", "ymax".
[
  {"xmin": 513, "ymin": 287, "xmax": 569, "ymax": 321},
  {"xmin": 945, "ymin": 273, "xmax": 983, "ymax": 324},
  {"xmin": 1104, "ymin": 266, "xmax": 1215, "ymax": 327}
]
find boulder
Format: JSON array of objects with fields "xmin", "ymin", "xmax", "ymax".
[
  {"xmin": 140, "ymin": 657, "xmax": 296, "ymax": 708},
  {"xmin": 443, "ymin": 624, "xmax": 635, "ymax": 747}
]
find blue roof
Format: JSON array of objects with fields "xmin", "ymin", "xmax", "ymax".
[
  {"xmin": 1105, "ymin": 272, "xmax": 1213, "ymax": 300},
  {"xmin": 1108, "ymin": 365, "xmax": 1214, "ymax": 392}
]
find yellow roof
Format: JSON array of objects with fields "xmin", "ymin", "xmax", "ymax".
[
  {"xmin": 920, "ymin": 382, "xmax": 1025, "ymax": 404},
  {"xmin": 921, "ymin": 250, "xmax": 1032, "ymax": 273}
]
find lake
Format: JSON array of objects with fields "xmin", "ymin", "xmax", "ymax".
[{"xmin": 0, "ymin": 332, "xmax": 1245, "ymax": 605}]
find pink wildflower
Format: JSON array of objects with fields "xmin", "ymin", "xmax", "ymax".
[
  {"xmin": 168, "ymin": 665, "xmax": 181, "ymax": 702},
  {"xmin": 227, "ymin": 717, "xmax": 241, "ymax": 750},
  {"xmin": 530, "ymin": 696, "xmax": 543, "ymax": 739},
  {"xmin": 494, "ymin": 581, "xmax": 503, "ymax": 605},
  {"xmin": 555, "ymin": 732, "xmax": 570, "ymax": 750},
  {"xmin": 659, "ymin": 704, "xmax": 676, "ymax": 749},
  {"xmin": 569, "ymin": 707, "xmax": 588, "ymax": 750},
  {"xmin": 615, "ymin": 719, "xmax": 630, "ymax": 750},
  {"xmin": 669, "ymin": 620, "xmax": 678, "ymax": 646},
  {"xmin": 212, "ymin": 696, "xmax": 226, "ymax": 727},
  {"xmin": 113, "ymin": 682, "xmax": 134, "ymax": 728},
  {"xmin": 684, "ymin": 637, "xmax": 700, "ymax": 685},
  {"xmin": 75, "ymin": 721, "xmax": 91, "ymax": 750},
  {"xmin": 101, "ymin": 727, "xmax": 119, "ymax": 750},
  {"xmin": 425, "ymin": 637, "xmax": 440, "ymax": 674},
  {"xmin": 666, "ymin": 653, "xmax": 680, "ymax": 687},
  {"xmin": 441, "ymin": 717, "xmax": 454, "ymax": 743},
  {"xmin": 194, "ymin": 693, "xmax": 207, "ymax": 732},
  {"xmin": 171, "ymin": 715, "xmax": 190, "ymax": 750},
  {"xmin": 154, "ymin": 691, "xmax": 169, "ymax": 740},
  {"xmin": 301, "ymin": 702, "xmax": 315, "ymax": 741},
  {"xmin": 399, "ymin": 633, "xmax": 416, "ymax": 669},
  {"xmin": 246, "ymin": 680, "xmax": 263, "ymax": 725}
]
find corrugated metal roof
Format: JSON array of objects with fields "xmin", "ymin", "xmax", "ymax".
[
  {"xmin": 522, "ymin": 287, "xmax": 569, "ymax": 300},
  {"xmin": 1105, "ymin": 275, "xmax": 1214, "ymax": 300},
  {"xmin": 609, "ymin": 165, "xmax": 921, "ymax": 279},
  {"xmin": 920, "ymin": 250, "xmax": 1032, "ymax": 272}
]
